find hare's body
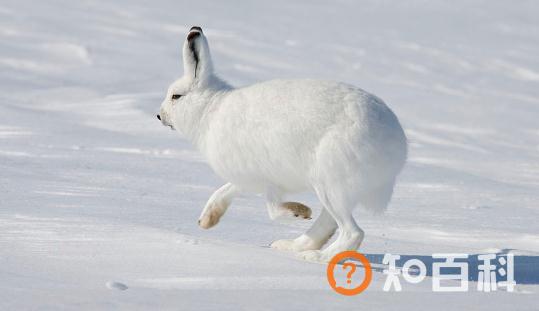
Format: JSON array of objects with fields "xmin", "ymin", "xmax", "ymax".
[
  {"xmin": 158, "ymin": 27, "xmax": 407, "ymax": 262},
  {"xmin": 200, "ymin": 79, "xmax": 405, "ymax": 197}
]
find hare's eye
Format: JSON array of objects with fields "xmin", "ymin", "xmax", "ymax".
[{"xmin": 171, "ymin": 94, "xmax": 182, "ymax": 100}]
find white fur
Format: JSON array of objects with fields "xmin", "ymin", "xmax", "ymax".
[{"xmin": 159, "ymin": 27, "xmax": 407, "ymax": 262}]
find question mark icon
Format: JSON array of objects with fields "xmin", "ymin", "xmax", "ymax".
[
  {"xmin": 342, "ymin": 262, "xmax": 357, "ymax": 287},
  {"xmin": 327, "ymin": 251, "xmax": 372, "ymax": 295}
]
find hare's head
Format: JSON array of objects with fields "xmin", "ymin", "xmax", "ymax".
[{"xmin": 157, "ymin": 26, "xmax": 215, "ymax": 130}]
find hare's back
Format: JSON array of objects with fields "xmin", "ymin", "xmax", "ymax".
[{"xmin": 221, "ymin": 79, "xmax": 392, "ymax": 132}]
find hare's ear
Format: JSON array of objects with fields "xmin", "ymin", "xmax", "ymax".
[{"xmin": 182, "ymin": 26, "xmax": 214, "ymax": 85}]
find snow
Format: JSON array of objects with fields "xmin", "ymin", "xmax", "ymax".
[{"xmin": 1, "ymin": 0, "xmax": 538, "ymax": 309}]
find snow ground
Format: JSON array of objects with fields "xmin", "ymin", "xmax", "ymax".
[{"xmin": 1, "ymin": 0, "xmax": 538, "ymax": 309}]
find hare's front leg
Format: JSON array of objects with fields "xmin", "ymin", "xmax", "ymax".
[{"xmin": 198, "ymin": 183, "xmax": 240, "ymax": 229}]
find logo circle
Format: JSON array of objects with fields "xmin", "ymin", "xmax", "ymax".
[{"xmin": 327, "ymin": 251, "xmax": 372, "ymax": 296}]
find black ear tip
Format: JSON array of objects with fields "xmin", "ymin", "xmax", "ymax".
[
  {"xmin": 187, "ymin": 31, "xmax": 201, "ymax": 41},
  {"xmin": 190, "ymin": 26, "xmax": 203, "ymax": 33}
]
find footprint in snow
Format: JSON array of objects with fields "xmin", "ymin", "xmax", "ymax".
[{"xmin": 106, "ymin": 281, "xmax": 128, "ymax": 291}]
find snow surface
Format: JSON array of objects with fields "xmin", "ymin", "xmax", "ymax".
[{"xmin": 1, "ymin": 0, "xmax": 538, "ymax": 309}]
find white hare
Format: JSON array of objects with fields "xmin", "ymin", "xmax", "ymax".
[{"xmin": 157, "ymin": 26, "xmax": 407, "ymax": 262}]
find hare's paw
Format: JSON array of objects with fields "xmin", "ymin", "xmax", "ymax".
[
  {"xmin": 270, "ymin": 239, "xmax": 295, "ymax": 250},
  {"xmin": 198, "ymin": 201, "xmax": 227, "ymax": 229},
  {"xmin": 271, "ymin": 234, "xmax": 324, "ymax": 252},
  {"xmin": 299, "ymin": 250, "xmax": 329, "ymax": 263},
  {"xmin": 198, "ymin": 183, "xmax": 239, "ymax": 229},
  {"xmin": 299, "ymin": 230, "xmax": 365, "ymax": 263},
  {"xmin": 280, "ymin": 202, "xmax": 312, "ymax": 219},
  {"xmin": 299, "ymin": 248, "xmax": 339, "ymax": 263}
]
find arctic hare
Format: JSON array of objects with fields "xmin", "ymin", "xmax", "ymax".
[{"xmin": 157, "ymin": 26, "xmax": 407, "ymax": 262}]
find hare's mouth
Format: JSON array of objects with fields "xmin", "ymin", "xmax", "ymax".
[{"xmin": 156, "ymin": 114, "xmax": 175, "ymax": 130}]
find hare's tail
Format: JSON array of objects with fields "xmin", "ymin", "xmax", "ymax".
[{"xmin": 358, "ymin": 179, "xmax": 396, "ymax": 215}]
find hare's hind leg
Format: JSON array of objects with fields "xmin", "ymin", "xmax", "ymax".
[
  {"xmin": 198, "ymin": 183, "xmax": 240, "ymax": 229},
  {"xmin": 271, "ymin": 207, "xmax": 337, "ymax": 251},
  {"xmin": 300, "ymin": 185, "xmax": 364, "ymax": 263}
]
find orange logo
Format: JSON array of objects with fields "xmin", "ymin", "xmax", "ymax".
[{"xmin": 327, "ymin": 251, "xmax": 372, "ymax": 295}]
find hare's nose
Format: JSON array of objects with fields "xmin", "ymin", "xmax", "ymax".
[{"xmin": 156, "ymin": 114, "xmax": 161, "ymax": 121}]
